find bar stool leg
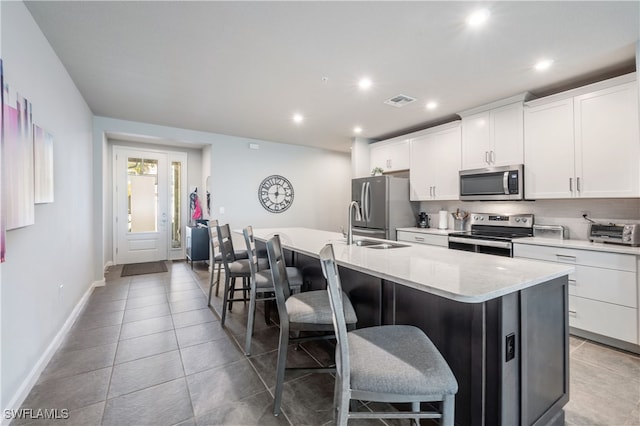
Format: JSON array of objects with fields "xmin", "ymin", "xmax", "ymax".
[
  {"xmin": 244, "ymin": 283, "xmax": 258, "ymax": 355},
  {"xmin": 221, "ymin": 275, "xmax": 232, "ymax": 326},
  {"xmin": 273, "ymin": 321, "xmax": 290, "ymax": 416}
]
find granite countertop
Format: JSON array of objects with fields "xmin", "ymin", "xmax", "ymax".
[
  {"xmin": 514, "ymin": 237, "xmax": 640, "ymax": 256},
  {"xmin": 251, "ymin": 227, "xmax": 573, "ymax": 304}
]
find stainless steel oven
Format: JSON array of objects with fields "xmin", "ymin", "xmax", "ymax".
[{"xmin": 448, "ymin": 213, "xmax": 534, "ymax": 257}]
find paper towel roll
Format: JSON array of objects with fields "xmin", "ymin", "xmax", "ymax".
[{"xmin": 438, "ymin": 210, "xmax": 448, "ymax": 229}]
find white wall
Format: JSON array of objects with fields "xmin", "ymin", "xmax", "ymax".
[
  {"xmin": 210, "ymin": 137, "xmax": 351, "ymax": 237},
  {"xmin": 351, "ymin": 136, "xmax": 372, "ymax": 178},
  {"xmin": 1, "ymin": 1, "xmax": 95, "ymax": 411}
]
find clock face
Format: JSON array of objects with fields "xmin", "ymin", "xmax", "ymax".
[{"xmin": 258, "ymin": 175, "xmax": 294, "ymax": 213}]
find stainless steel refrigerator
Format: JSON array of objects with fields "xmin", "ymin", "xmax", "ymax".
[{"xmin": 351, "ymin": 176, "xmax": 415, "ymax": 241}]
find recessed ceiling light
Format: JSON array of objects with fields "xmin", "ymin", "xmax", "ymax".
[
  {"xmin": 467, "ymin": 9, "xmax": 490, "ymax": 27},
  {"xmin": 358, "ymin": 77, "xmax": 372, "ymax": 90},
  {"xmin": 353, "ymin": 126, "xmax": 363, "ymax": 134},
  {"xmin": 292, "ymin": 113, "xmax": 304, "ymax": 124},
  {"xmin": 426, "ymin": 101, "xmax": 438, "ymax": 110},
  {"xmin": 534, "ymin": 59, "xmax": 554, "ymax": 71}
]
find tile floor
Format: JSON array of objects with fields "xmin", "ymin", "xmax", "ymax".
[{"xmin": 11, "ymin": 260, "xmax": 640, "ymax": 426}]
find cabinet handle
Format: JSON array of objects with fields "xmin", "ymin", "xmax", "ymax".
[
  {"xmin": 490, "ymin": 150, "xmax": 495, "ymax": 164},
  {"xmin": 433, "ymin": 186, "xmax": 436, "ymax": 197},
  {"xmin": 429, "ymin": 186, "xmax": 433, "ymax": 197},
  {"xmin": 485, "ymin": 151, "xmax": 490, "ymax": 164},
  {"xmin": 569, "ymin": 177, "xmax": 573, "ymax": 192},
  {"xmin": 568, "ymin": 279, "xmax": 576, "ymax": 286},
  {"xmin": 576, "ymin": 177, "xmax": 581, "ymax": 192},
  {"xmin": 414, "ymin": 236, "xmax": 425, "ymax": 242},
  {"xmin": 568, "ymin": 310, "xmax": 577, "ymax": 317},
  {"xmin": 556, "ymin": 254, "xmax": 576, "ymax": 262}
]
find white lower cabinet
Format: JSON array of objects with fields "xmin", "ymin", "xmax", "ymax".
[
  {"xmin": 397, "ymin": 230, "xmax": 448, "ymax": 247},
  {"xmin": 514, "ymin": 243, "xmax": 638, "ymax": 345}
]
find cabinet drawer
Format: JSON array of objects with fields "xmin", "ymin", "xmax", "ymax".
[
  {"xmin": 397, "ymin": 231, "xmax": 448, "ymax": 247},
  {"xmin": 569, "ymin": 295, "xmax": 638, "ymax": 344},
  {"xmin": 513, "ymin": 244, "xmax": 636, "ymax": 272},
  {"xmin": 568, "ymin": 265, "xmax": 637, "ymax": 308}
]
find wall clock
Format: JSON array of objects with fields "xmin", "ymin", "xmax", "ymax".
[{"xmin": 258, "ymin": 175, "xmax": 294, "ymax": 213}]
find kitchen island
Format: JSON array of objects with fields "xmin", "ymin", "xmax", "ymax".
[{"xmin": 252, "ymin": 227, "xmax": 574, "ymax": 426}]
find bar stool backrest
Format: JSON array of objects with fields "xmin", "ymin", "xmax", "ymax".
[
  {"xmin": 217, "ymin": 223, "xmax": 238, "ymax": 273},
  {"xmin": 266, "ymin": 235, "xmax": 293, "ymax": 323},
  {"xmin": 319, "ymin": 244, "xmax": 351, "ymax": 394},
  {"xmin": 242, "ymin": 226, "xmax": 260, "ymax": 277},
  {"xmin": 208, "ymin": 219, "xmax": 220, "ymax": 259}
]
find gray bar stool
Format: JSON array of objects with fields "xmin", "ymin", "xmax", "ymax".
[
  {"xmin": 319, "ymin": 243, "xmax": 458, "ymax": 426},
  {"xmin": 266, "ymin": 235, "xmax": 358, "ymax": 417},
  {"xmin": 242, "ymin": 226, "xmax": 303, "ymax": 355},
  {"xmin": 216, "ymin": 223, "xmax": 251, "ymax": 325},
  {"xmin": 207, "ymin": 220, "xmax": 248, "ymax": 303}
]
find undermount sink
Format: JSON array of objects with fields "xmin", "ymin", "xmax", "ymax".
[
  {"xmin": 367, "ymin": 242, "xmax": 410, "ymax": 249},
  {"xmin": 352, "ymin": 239, "xmax": 409, "ymax": 249},
  {"xmin": 353, "ymin": 239, "xmax": 383, "ymax": 247}
]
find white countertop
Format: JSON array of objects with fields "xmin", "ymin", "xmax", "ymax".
[
  {"xmin": 396, "ymin": 227, "xmax": 456, "ymax": 236},
  {"xmin": 252, "ymin": 227, "xmax": 573, "ymax": 304},
  {"xmin": 515, "ymin": 237, "xmax": 640, "ymax": 256}
]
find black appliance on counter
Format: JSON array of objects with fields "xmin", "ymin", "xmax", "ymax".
[
  {"xmin": 417, "ymin": 212, "xmax": 429, "ymax": 228},
  {"xmin": 448, "ymin": 213, "xmax": 534, "ymax": 257}
]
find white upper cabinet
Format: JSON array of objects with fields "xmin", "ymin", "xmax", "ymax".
[
  {"xmin": 410, "ymin": 123, "xmax": 461, "ymax": 201},
  {"xmin": 461, "ymin": 102, "xmax": 524, "ymax": 170},
  {"xmin": 524, "ymin": 74, "xmax": 639, "ymax": 199},
  {"xmin": 369, "ymin": 138, "xmax": 410, "ymax": 173},
  {"xmin": 574, "ymin": 81, "xmax": 639, "ymax": 198},
  {"xmin": 524, "ymin": 98, "xmax": 575, "ymax": 199}
]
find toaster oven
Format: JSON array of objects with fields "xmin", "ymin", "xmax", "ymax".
[{"xmin": 588, "ymin": 223, "xmax": 640, "ymax": 246}]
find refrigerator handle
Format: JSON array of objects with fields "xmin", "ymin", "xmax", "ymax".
[
  {"xmin": 365, "ymin": 181, "xmax": 371, "ymax": 222},
  {"xmin": 360, "ymin": 182, "xmax": 366, "ymax": 220}
]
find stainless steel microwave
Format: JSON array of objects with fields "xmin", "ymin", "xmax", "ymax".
[{"xmin": 459, "ymin": 164, "xmax": 524, "ymax": 201}]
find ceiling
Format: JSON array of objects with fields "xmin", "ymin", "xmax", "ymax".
[{"xmin": 25, "ymin": 1, "xmax": 639, "ymax": 153}]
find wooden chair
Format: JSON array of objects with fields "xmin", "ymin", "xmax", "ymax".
[
  {"xmin": 319, "ymin": 243, "xmax": 458, "ymax": 425},
  {"xmin": 266, "ymin": 235, "xmax": 357, "ymax": 416}
]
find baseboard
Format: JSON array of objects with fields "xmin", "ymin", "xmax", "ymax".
[
  {"xmin": 103, "ymin": 260, "xmax": 114, "ymax": 272},
  {"xmin": 1, "ymin": 280, "xmax": 98, "ymax": 425},
  {"xmin": 93, "ymin": 278, "xmax": 106, "ymax": 288}
]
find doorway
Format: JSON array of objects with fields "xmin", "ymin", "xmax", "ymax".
[{"xmin": 113, "ymin": 146, "xmax": 187, "ymax": 264}]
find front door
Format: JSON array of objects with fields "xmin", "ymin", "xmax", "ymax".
[{"xmin": 114, "ymin": 147, "xmax": 168, "ymax": 264}]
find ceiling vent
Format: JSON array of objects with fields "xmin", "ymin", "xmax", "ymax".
[{"xmin": 384, "ymin": 94, "xmax": 416, "ymax": 108}]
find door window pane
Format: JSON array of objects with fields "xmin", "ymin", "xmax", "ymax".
[
  {"xmin": 171, "ymin": 161, "xmax": 182, "ymax": 248},
  {"xmin": 127, "ymin": 157, "xmax": 158, "ymax": 233}
]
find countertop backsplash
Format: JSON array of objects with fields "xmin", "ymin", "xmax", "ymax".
[{"xmin": 415, "ymin": 198, "xmax": 640, "ymax": 240}]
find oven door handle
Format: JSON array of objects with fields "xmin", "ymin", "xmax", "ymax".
[{"xmin": 448, "ymin": 236, "xmax": 512, "ymax": 250}]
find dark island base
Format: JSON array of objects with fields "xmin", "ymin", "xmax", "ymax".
[{"xmin": 272, "ymin": 246, "xmax": 569, "ymax": 426}]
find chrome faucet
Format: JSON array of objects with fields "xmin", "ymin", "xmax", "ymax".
[{"xmin": 347, "ymin": 201, "xmax": 361, "ymax": 245}]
